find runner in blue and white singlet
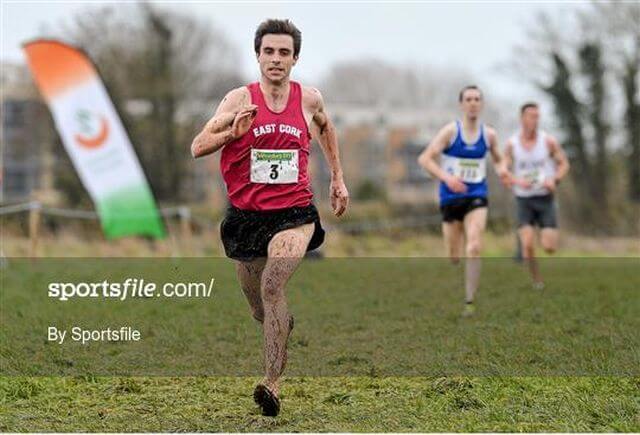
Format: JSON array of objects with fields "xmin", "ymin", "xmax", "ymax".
[
  {"xmin": 440, "ymin": 119, "xmax": 490, "ymax": 205},
  {"xmin": 418, "ymin": 85, "xmax": 510, "ymax": 317}
]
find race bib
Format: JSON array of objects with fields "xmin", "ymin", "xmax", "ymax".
[
  {"xmin": 444, "ymin": 157, "xmax": 486, "ymax": 183},
  {"xmin": 250, "ymin": 149, "xmax": 299, "ymax": 184},
  {"xmin": 523, "ymin": 170, "xmax": 546, "ymax": 187}
]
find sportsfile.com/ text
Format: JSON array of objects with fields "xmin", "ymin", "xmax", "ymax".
[{"xmin": 47, "ymin": 278, "xmax": 216, "ymax": 301}]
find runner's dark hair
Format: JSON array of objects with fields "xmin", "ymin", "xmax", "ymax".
[
  {"xmin": 520, "ymin": 102, "xmax": 539, "ymax": 114},
  {"xmin": 459, "ymin": 85, "xmax": 483, "ymax": 102},
  {"xmin": 255, "ymin": 19, "xmax": 302, "ymax": 58}
]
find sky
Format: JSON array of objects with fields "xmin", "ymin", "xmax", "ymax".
[{"xmin": 2, "ymin": 1, "xmax": 582, "ymax": 103}]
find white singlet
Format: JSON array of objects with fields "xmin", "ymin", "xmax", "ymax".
[{"xmin": 511, "ymin": 130, "xmax": 556, "ymax": 198}]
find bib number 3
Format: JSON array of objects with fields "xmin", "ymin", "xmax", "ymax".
[
  {"xmin": 251, "ymin": 149, "xmax": 299, "ymax": 184},
  {"xmin": 269, "ymin": 164, "xmax": 279, "ymax": 180}
]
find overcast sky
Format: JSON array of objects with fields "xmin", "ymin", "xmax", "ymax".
[{"xmin": 2, "ymin": 1, "xmax": 582, "ymax": 103}]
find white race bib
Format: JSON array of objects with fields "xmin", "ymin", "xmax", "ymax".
[
  {"xmin": 523, "ymin": 169, "xmax": 546, "ymax": 188},
  {"xmin": 250, "ymin": 149, "xmax": 299, "ymax": 184},
  {"xmin": 444, "ymin": 156, "xmax": 486, "ymax": 183}
]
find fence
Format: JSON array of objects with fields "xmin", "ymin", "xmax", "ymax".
[
  {"xmin": 0, "ymin": 201, "xmax": 208, "ymax": 257},
  {"xmin": 0, "ymin": 201, "xmax": 463, "ymax": 257}
]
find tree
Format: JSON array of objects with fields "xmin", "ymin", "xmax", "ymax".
[
  {"xmin": 622, "ymin": 57, "xmax": 640, "ymax": 202},
  {"xmin": 542, "ymin": 53, "xmax": 591, "ymax": 214},
  {"xmin": 509, "ymin": 1, "xmax": 640, "ymax": 232},
  {"xmin": 578, "ymin": 42, "xmax": 609, "ymax": 207},
  {"xmin": 585, "ymin": 1, "xmax": 640, "ymax": 202},
  {"xmin": 55, "ymin": 3, "xmax": 244, "ymax": 203}
]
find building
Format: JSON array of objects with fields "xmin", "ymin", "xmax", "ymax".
[
  {"xmin": 1, "ymin": 67, "xmax": 456, "ymax": 210},
  {"xmin": 312, "ymin": 104, "xmax": 455, "ymax": 206},
  {"xmin": 1, "ymin": 62, "xmax": 56, "ymax": 204}
]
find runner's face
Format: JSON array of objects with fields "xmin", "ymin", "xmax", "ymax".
[
  {"xmin": 521, "ymin": 107, "xmax": 540, "ymax": 132},
  {"xmin": 460, "ymin": 90, "xmax": 483, "ymax": 120},
  {"xmin": 257, "ymin": 34, "xmax": 297, "ymax": 84}
]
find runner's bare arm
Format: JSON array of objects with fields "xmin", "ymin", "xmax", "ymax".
[
  {"xmin": 487, "ymin": 128, "xmax": 503, "ymax": 167},
  {"xmin": 503, "ymin": 140, "xmax": 516, "ymax": 188},
  {"xmin": 547, "ymin": 135, "xmax": 570, "ymax": 183},
  {"xmin": 190, "ymin": 88, "xmax": 257, "ymax": 158},
  {"xmin": 503, "ymin": 139, "xmax": 514, "ymax": 170},
  {"xmin": 503, "ymin": 138, "xmax": 529, "ymax": 188},
  {"xmin": 307, "ymin": 89, "xmax": 343, "ymax": 179},
  {"xmin": 486, "ymin": 127, "xmax": 510, "ymax": 184},
  {"xmin": 417, "ymin": 122, "xmax": 469, "ymax": 192},
  {"xmin": 306, "ymin": 88, "xmax": 349, "ymax": 217}
]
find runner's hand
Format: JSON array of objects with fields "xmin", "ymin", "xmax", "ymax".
[
  {"xmin": 543, "ymin": 178, "xmax": 556, "ymax": 192},
  {"xmin": 515, "ymin": 178, "xmax": 533, "ymax": 189},
  {"xmin": 330, "ymin": 178, "xmax": 349, "ymax": 217},
  {"xmin": 497, "ymin": 166, "xmax": 511, "ymax": 187},
  {"xmin": 503, "ymin": 172, "xmax": 516, "ymax": 188},
  {"xmin": 231, "ymin": 105, "xmax": 258, "ymax": 139},
  {"xmin": 444, "ymin": 175, "xmax": 467, "ymax": 193}
]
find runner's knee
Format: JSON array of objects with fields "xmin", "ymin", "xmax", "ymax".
[
  {"xmin": 541, "ymin": 232, "xmax": 557, "ymax": 254},
  {"xmin": 261, "ymin": 275, "xmax": 285, "ymax": 303},
  {"xmin": 466, "ymin": 240, "xmax": 482, "ymax": 257},
  {"xmin": 542, "ymin": 242, "xmax": 556, "ymax": 254}
]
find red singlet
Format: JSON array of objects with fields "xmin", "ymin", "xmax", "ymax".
[{"xmin": 219, "ymin": 81, "xmax": 313, "ymax": 211}]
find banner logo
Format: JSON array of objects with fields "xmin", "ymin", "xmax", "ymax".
[{"xmin": 74, "ymin": 109, "xmax": 109, "ymax": 149}]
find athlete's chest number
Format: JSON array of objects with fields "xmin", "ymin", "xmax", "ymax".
[
  {"xmin": 444, "ymin": 157, "xmax": 487, "ymax": 183},
  {"xmin": 459, "ymin": 164, "xmax": 478, "ymax": 181},
  {"xmin": 251, "ymin": 149, "xmax": 299, "ymax": 184},
  {"xmin": 270, "ymin": 164, "xmax": 279, "ymax": 180},
  {"xmin": 523, "ymin": 169, "xmax": 545, "ymax": 187}
]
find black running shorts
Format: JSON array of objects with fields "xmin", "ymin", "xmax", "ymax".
[
  {"xmin": 220, "ymin": 204, "xmax": 325, "ymax": 261},
  {"xmin": 440, "ymin": 196, "xmax": 488, "ymax": 223},
  {"xmin": 516, "ymin": 194, "xmax": 557, "ymax": 228}
]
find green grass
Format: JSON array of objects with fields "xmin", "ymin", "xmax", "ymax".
[
  {"xmin": 1, "ymin": 376, "xmax": 639, "ymax": 431},
  {"xmin": 1, "ymin": 257, "xmax": 639, "ymax": 431}
]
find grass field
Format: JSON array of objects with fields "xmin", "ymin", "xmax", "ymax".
[
  {"xmin": 2, "ymin": 376, "xmax": 639, "ymax": 432},
  {"xmin": 1, "ymin": 230, "xmax": 639, "ymax": 431}
]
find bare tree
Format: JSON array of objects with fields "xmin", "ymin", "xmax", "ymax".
[
  {"xmin": 56, "ymin": 3, "xmax": 244, "ymax": 203},
  {"xmin": 579, "ymin": 42, "xmax": 609, "ymax": 206},
  {"xmin": 587, "ymin": 1, "xmax": 640, "ymax": 203},
  {"xmin": 508, "ymin": 1, "xmax": 639, "ymax": 232}
]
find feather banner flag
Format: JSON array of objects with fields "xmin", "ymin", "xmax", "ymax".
[{"xmin": 23, "ymin": 39, "xmax": 165, "ymax": 239}]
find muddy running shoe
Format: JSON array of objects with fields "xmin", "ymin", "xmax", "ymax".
[
  {"xmin": 253, "ymin": 315, "xmax": 293, "ymax": 416},
  {"xmin": 253, "ymin": 384, "xmax": 280, "ymax": 417}
]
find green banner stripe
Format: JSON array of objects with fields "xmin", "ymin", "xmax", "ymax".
[{"xmin": 97, "ymin": 185, "xmax": 165, "ymax": 239}]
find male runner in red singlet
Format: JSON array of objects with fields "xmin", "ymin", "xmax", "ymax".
[{"xmin": 191, "ymin": 19, "xmax": 349, "ymax": 417}]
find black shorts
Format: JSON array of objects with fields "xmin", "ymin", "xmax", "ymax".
[
  {"xmin": 220, "ymin": 204, "xmax": 325, "ymax": 261},
  {"xmin": 440, "ymin": 197, "xmax": 488, "ymax": 223},
  {"xmin": 516, "ymin": 194, "xmax": 557, "ymax": 228}
]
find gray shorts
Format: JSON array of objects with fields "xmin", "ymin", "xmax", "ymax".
[{"xmin": 516, "ymin": 194, "xmax": 557, "ymax": 228}]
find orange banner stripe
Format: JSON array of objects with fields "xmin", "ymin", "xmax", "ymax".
[{"xmin": 23, "ymin": 39, "xmax": 96, "ymax": 101}]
